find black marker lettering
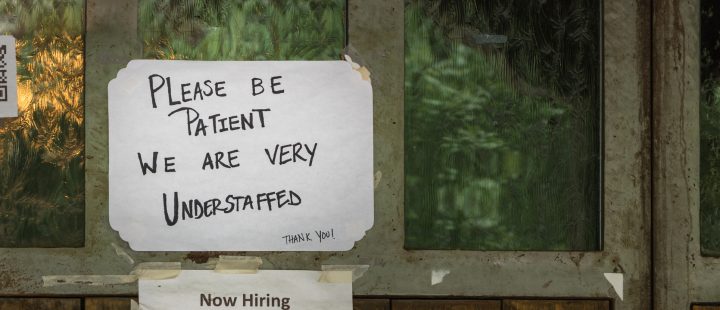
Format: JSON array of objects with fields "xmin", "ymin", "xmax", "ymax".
[
  {"xmin": 148, "ymin": 74, "xmax": 165, "ymax": 108},
  {"xmin": 137, "ymin": 152, "xmax": 158, "ymax": 175},
  {"xmin": 271, "ymin": 76, "xmax": 284, "ymax": 94},
  {"xmin": 166, "ymin": 77, "xmax": 181, "ymax": 105},
  {"xmin": 251, "ymin": 78, "xmax": 264, "ymax": 96}
]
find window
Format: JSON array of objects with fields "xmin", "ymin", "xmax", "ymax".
[
  {"xmin": 700, "ymin": 0, "xmax": 720, "ymax": 256},
  {"xmin": 138, "ymin": 0, "xmax": 345, "ymax": 61},
  {"xmin": 0, "ymin": 0, "xmax": 85, "ymax": 247},
  {"xmin": 404, "ymin": 0, "xmax": 602, "ymax": 250}
]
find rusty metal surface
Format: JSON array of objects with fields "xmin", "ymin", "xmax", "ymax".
[
  {"xmin": 654, "ymin": 0, "xmax": 720, "ymax": 308},
  {"xmin": 0, "ymin": 0, "xmax": 651, "ymax": 309}
]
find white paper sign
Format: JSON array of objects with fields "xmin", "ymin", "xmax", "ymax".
[
  {"xmin": 0, "ymin": 36, "xmax": 17, "ymax": 117},
  {"xmin": 109, "ymin": 60, "xmax": 373, "ymax": 251},
  {"xmin": 139, "ymin": 270, "xmax": 352, "ymax": 310}
]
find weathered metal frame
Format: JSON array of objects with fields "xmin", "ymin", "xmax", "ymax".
[
  {"xmin": 0, "ymin": 1, "xmax": 651, "ymax": 309},
  {"xmin": 654, "ymin": 0, "xmax": 720, "ymax": 308}
]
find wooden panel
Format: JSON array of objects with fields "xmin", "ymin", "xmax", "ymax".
[
  {"xmin": 0, "ymin": 298, "xmax": 80, "ymax": 310},
  {"xmin": 354, "ymin": 298, "xmax": 390, "ymax": 310},
  {"xmin": 85, "ymin": 298, "xmax": 133, "ymax": 310},
  {"xmin": 503, "ymin": 300, "xmax": 610, "ymax": 310},
  {"xmin": 694, "ymin": 306, "xmax": 720, "ymax": 310},
  {"xmin": 392, "ymin": 300, "xmax": 501, "ymax": 310}
]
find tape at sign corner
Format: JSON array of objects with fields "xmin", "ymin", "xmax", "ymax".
[
  {"xmin": 131, "ymin": 262, "xmax": 181, "ymax": 280},
  {"xmin": 343, "ymin": 55, "xmax": 371, "ymax": 82},
  {"xmin": 213, "ymin": 256, "xmax": 262, "ymax": 274},
  {"xmin": 318, "ymin": 265, "xmax": 369, "ymax": 283}
]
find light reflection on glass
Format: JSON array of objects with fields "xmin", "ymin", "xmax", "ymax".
[{"xmin": 0, "ymin": 0, "xmax": 84, "ymax": 247}]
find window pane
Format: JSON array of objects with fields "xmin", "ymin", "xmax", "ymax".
[
  {"xmin": 0, "ymin": 0, "xmax": 85, "ymax": 247},
  {"xmin": 404, "ymin": 0, "xmax": 601, "ymax": 250},
  {"xmin": 701, "ymin": 0, "xmax": 720, "ymax": 256},
  {"xmin": 138, "ymin": 0, "xmax": 346, "ymax": 61}
]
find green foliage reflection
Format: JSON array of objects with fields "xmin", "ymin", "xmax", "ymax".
[
  {"xmin": 700, "ymin": 0, "xmax": 720, "ymax": 256},
  {"xmin": 0, "ymin": 0, "xmax": 84, "ymax": 247},
  {"xmin": 405, "ymin": 0, "xmax": 601, "ymax": 250},
  {"xmin": 139, "ymin": 0, "xmax": 345, "ymax": 60}
]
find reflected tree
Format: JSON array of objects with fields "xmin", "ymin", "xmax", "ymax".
[
  {"xmin": 139, "ymin": 0, "xmax": 345, "ymax": 60},
  {"xmin": 0, "ymin": 0, "xmax": 84, "ymax": 247},
  {"xmin": 405, "ymin": 0, "xmax": 600, "ymax": 250}
]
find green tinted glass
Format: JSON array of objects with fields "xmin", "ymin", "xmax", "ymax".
[
  {"xmin": 139, "ymin": 0, "xmax": 346, "ymax": 60},
  {"xmin": 0, "ymin": 0, "xmax": 85, "ymax": 247},
  {"xmin": 701, "ymin": 0, "xmax": 720, "ymax": 256},
  {"xmin": 404, "ymin": 0, "xmax": 601, "ymax": 250}
]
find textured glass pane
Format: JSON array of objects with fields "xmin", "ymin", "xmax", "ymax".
[
  {"xmin": 139, "ymin": 0, "xmax": 345, "ymax": 61},
  {"xmin": 0, "ymin": 0, "xmax": 85, "ymax": 247},
  {"xmin": 701, "ymin": 0, "xmax": 720, "ymax": 256},
  {"xmin": 405, "ymin": 0, "xmax": 601, "ymax": 250}
]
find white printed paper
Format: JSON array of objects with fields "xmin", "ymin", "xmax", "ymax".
[
  {"xmin": 0, "ymin": 36, "xmax": 17, "ymax": 117},
  {"xmin": 108, "ymin": 60, "xmax": 373, "ymax": 251},
  {"xmin": 139, "ymin": 270, "xmax": 352, "ymax": 310}
]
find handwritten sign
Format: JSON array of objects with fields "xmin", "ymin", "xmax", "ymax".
[
  {"xmin": 0, "ymin": 36, "xmax": 17, "ymax": 118},
  {"xmin": 109, "ymin": 60, "xmax": 373, "ymax": 251},
  {"xmin": 139, "ymin": 270, "xmax": 352, "ymax": 310}
]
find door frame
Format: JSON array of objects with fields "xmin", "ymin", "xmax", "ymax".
[
  {"xmin": 0, "ymin": 1, "xmax": 652, "ymax": 309},
  {"xmin": 653, "ymin": 0, "xmax": 720, "ymax": 308}
]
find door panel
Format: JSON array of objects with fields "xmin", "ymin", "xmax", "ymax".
[
  {"xmin": 392, "ymin": 300, "xmax": 501, "ymax": 310},
  {"xmin": 85, "ymin": 298, "xmax": 132, "ymax": 310},
  {"xmin": 354, "ymin": 299, "xmax": 390, "ymax": 310},
  {"xmin": 503, "ymin": 300, "xmax": 610, "ymax": 310},
  {"xmin": 0, "ymin": 298, "xmax": 81, "ymax": 310}
]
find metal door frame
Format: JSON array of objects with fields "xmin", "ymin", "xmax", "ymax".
[{"xmin": 0, "ymin": 1, "xmax": 652, "ymax": 309}]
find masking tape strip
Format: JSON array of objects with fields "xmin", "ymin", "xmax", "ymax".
[
  {"xmin": 131, "ymin": 262, "xmax": 182, "ymax": 280},
  {"xmin": 42, "ymin": 275, "xmax": 137, "ymax": 287},
  {"xmin": 213, "ymin": 256, "xmax": 263, "ymax": 274},
  {"xmin": 343, "ymin": 55, "xmax": 371, "ymax": 82},
  {"xmin": 111, "ymin": 242, "xmax": 135, "ymax": 265},
  {"xmin": 318, "ymin": 265, "xmax": 369, "ymax": 283},
  {"xmin": 195, "ymin": 257, "xmax": 220, "ymax": 270}
]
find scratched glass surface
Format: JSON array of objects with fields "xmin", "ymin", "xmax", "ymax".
[
  {"xmin": 0, "ymin": 0, "xmax": 85, "ymax": 247},
  {"xmin": 139, "ymin": 0, "xmax": 345, "ymax": 60},
  {"xmin": 701, "ymin": 0, "xmax": 720, "ymax": 256},
  {"xmin": 405, "ymin": 0, "xmax": 601, "ymax": 250}
]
